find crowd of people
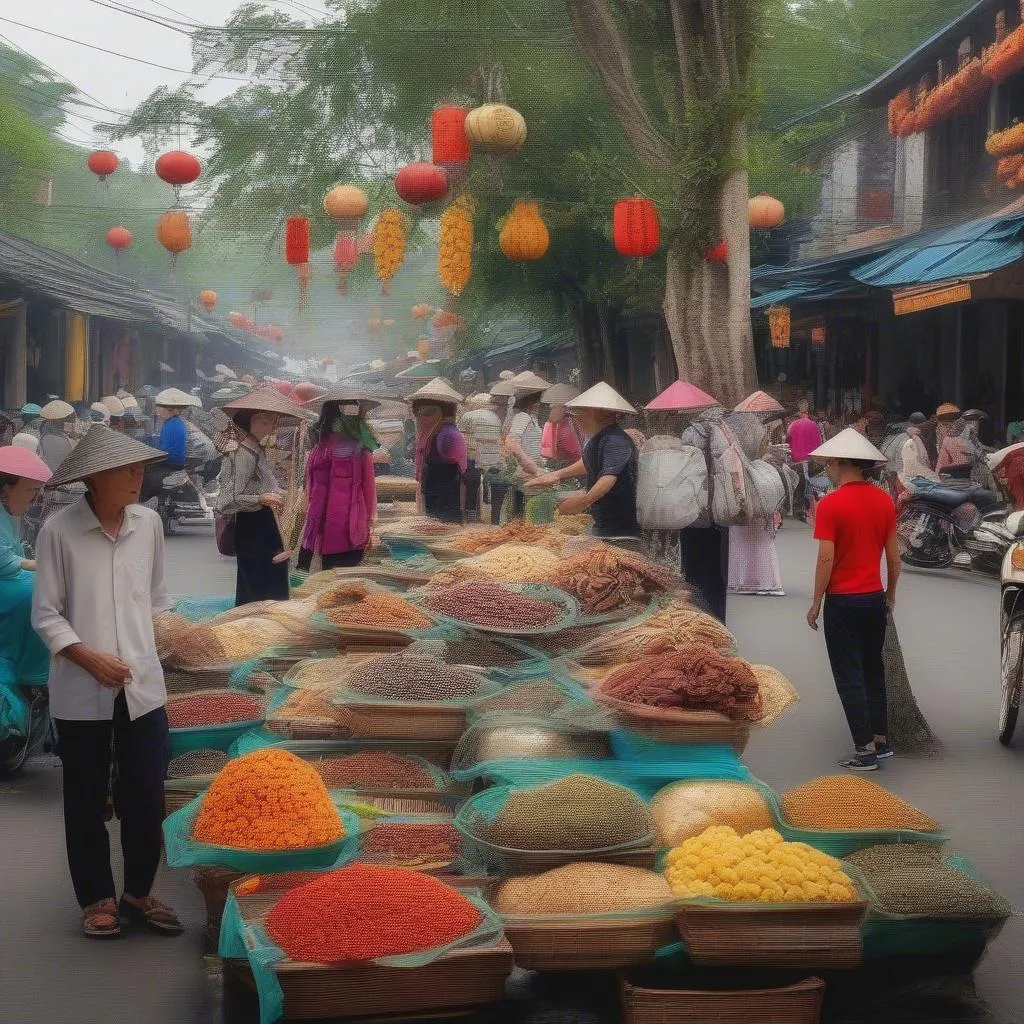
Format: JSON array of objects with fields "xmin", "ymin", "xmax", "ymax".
[{"xmin": 0, "ymin": 366, "xmax": 980, "ymax": 937}]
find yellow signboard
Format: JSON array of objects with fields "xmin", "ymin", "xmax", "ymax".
[{"xmin": 893, "ymin": 282, "xmax": 972, "ymax": 316}]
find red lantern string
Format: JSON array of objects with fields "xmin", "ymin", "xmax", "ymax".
[
  {"xmin": 333, "ymin": 231, "xmax": 359, "ymax": 294},
  {"xmin": 88, "ymin": 150, "xmax": 119, "ymax": 183}
]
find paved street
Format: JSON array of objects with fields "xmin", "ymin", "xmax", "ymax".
[{"xmin": 1, "ymin": 522, "xmax": 1021, "ymax": 1024}]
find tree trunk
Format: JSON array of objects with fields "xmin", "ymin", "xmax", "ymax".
[{"xmin": 663, "ymin": 121, "xmax": 757, "ymax": 408}]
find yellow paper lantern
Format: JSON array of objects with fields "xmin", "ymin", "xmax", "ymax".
[
  {"xmin": 465, "ymin": 103, "xmax": 527, "ymax": 155},
  {"xmin": 499, "ymin": 201, "xmax": 549, "ymax": 262}
]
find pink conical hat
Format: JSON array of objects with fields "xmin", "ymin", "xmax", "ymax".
[
  {"xmin": 0, "ymin": 445, "xmax": 53, "ymax": 483},
  {"xmin": 645, "ymin": 380, "xmax": 719, "ymax": 412},
  {"xmin": 734, "ymin": 390, "xmax": 784, "ymax": 414}
]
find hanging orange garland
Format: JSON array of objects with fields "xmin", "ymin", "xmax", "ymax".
[
  {"xmin": 438, "ymin": 195, "xmax": 474, "ymax": 297},
  {"xmin": 373, "ymin": 209, "xmax": 407, "ymax": 295}
]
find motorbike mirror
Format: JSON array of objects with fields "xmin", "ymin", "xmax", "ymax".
[{"xmin": 1007, "ymin": 510, "xmax": 1024, "ymax": 537}]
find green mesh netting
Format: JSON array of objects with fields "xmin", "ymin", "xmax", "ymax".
[{"xmin": 172, "ymin": 595, "xmax": 237, "ymax": 623}]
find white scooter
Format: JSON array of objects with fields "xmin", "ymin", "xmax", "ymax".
[{"xmin": 998, "ymin": 510, "xmax": 1024, "ymax": 745}]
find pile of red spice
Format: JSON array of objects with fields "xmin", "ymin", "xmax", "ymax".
[
  {"xmin": 265, "ymin": 864, "xmax": 483, "ymax": 963},
  {"xmin": 166, "ymin": 691, "xmax": 264, "ymax": 729},
  {"xmin": 363, "ymin": 822, "xmax": 462, "ymax": 866},
  {"xmin": 314, "ymin": 751, "xmax": 438, "ymax": 790}
]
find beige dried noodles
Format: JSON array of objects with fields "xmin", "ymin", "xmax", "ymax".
[
  {"xmin": 550, "ymin": 545, "xmax": 681, "ymax": 616},
  {"xmin": 446, "ymin": 522, "xmax": 564, "ymax": 555},
  {"xmin": 165, "ymin": 616, "xmax": 295, "ymax": 668},
  {"xmin": 495, "ymin": 863, "xmax": 672, "ymax": 915}
]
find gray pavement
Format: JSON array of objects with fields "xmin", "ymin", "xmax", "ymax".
[{"xmin": 1, "ymin": 523, "xmax": 1022, "ymax": 1024}]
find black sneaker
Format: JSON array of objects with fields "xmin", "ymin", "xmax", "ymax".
[
  {"xmin": 838, "ymin": 748, "xmax": 879, "ymax": 771},
  {"xmin": 874, "ymin": 742, "xmax": 894, "ymax": 760}
]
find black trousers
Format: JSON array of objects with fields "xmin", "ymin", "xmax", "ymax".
[
  {"xmin": 489, "ymin": 478, "xmax": 510, "ymax": 525},
  {"xmin": 823, "ymin": 591, "xmax": 889, "ymax": 748},
  {"xmin": 234, "ymin": 506, "xmax": 289, "ymax": 605},
  {"xmin": 139, "ymin": 463, "xmax": 182, "ymax": 505},
  {"xmin": 792, "ymin": 462, "xmax": 808, "ymax": 518},
  {"xmin": 680, "ymin": 525, "xmax": 729, "ymax": 624},
  {"xmin": 464, "ymin": 459, "xmax": 482, "ymax": 517},
  {"xmin": 54, "ymin": 693, "xmax": 170, "ymax": 909},
  {"xmin": 296, "ymin": 547, "xmax": 365, "ymax": 571}
]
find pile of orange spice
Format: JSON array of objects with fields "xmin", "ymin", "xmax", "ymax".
[
  {"xmin": 325, "ymin": 592, "xmax": 432, "ymax": 629},
  {"xmin": 193, "ymin": 749, "xmax": 345, "ymax": 850}
]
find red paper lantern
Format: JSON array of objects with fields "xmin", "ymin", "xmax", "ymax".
[
  {"xmin": 88, "ymin": 150, "xmax": 119, "ymax": 181},
  {"xmin": 155, "ymin": 150, "xmax": 202, "ymax": 188},
  {"xmin": 199, "ymin": 289, "xmax": 217, "ymax": 312},
  {"xmin": 704, "ymin": 241, "xmax": 729, "ymax": 262},
  {"xmin": 105, "ymin": 226, "xmax": 133, "ymax": 251},
  {"xmin": 613, "ymin": 198, "xmax": 660, "ymax": 258},
  {"xmin": 432, "ymin": 106, "xmax": 471, "ymax": 166},
  {"xmin": 333, "ymin": 231, "xmax": 359, "ymax": 294},
  {"xmin": 285, "ymin": 216, "xmax": 311, "ymax": 265},
  {"xmin": 229, "ymin": 311, "xmax": 248, "ymax": 329},
  {"xmin": 395, "ymin": 162, "xmax": 448, "ymax": 206}
]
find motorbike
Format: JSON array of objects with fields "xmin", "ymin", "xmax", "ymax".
[
  {"xmin": 154, "ymin": 455, "xmax": 221, "ymax": 535},
  {"xmin": 998, "ymin": 510, "xmax": 1024, "ymax": 746},
  {"xmin": 896, "ymin": 483, "xmax": 1008, "ymax": 575},
  {"xmin": 0, "ymin": 684, "xmax": 53, "ymax": 776}
]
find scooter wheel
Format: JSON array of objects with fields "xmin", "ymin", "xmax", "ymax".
[
  {"xmin": 163, "ymin": 515, "xmax": 179, "ymax": 536},
  {"xmin": 999, "ymin": 623, "xmax": 1023, "ymax": 746},
  {"xmin": 0, "ymin": 735, "xmax": 28, "ymax": 776}
]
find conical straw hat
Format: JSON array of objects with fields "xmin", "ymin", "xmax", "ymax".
[
  {"xmin": 645, "ymin": 380, "xmax": 719, "ymax": 413},
  {"xmin": 408, "ymin": 378, "xmax": 464, "ymax": 406},
  {"xmin": 309, "ymin": 385, "xmax": 381, "ymax": 412},
  {"xmin": 155, "ymin": 387, "xmax": 196, "ymax": 408},
  {"xmin": 566, "ymin": 382, "xmax": 636, "ymax": 414},
  {"xmin": 221, "ymin": 387, "xmax": 315, "ymax": 421},
  {"xmin": 101, "ymin": 396, "xmax": 126, "ymax": 417},
  {"xmin": 734, "ymin": 390, "xmax": 784, "ymax": 414},
  {"xmin": 541, "ymin": 383, "xmax": 580, "ymax": 405},
  {"xmin": 46, "ymin": 424, "xmax": 166, "ymax": 488},
  {"xmin": 0, "ymin": 445, "xmax": 51, "ymax": 483},
  {"xmin": 40, "ymin": 399, "xmax": 75, "ymax": 420},
  {"xmin": 810, "ymin": 427, "xmax": 886, "ymax": 465}
]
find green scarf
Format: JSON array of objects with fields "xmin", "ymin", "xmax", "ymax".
[{"xmin": 331, "ymin": 415, "xmax": 379, "ymax": 451}]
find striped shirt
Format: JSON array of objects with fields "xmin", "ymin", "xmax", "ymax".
[
  {"xmin": 460, "ymin": 409, "xmax": 503, "ymax": 469},
  {"xmin": 508, "ymin": 412, "xmax": 543, "ymax": 466},
  {"xmin": 215, "ymin": 435, "xmax": 281, "ymax": 516}
]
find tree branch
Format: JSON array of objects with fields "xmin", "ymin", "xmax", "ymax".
[
  {"xmin": 665, "ymin": 0, "xmax": 698, "ymax": 105},
  {"xmin": 565, "ymin": 0, "xmax": 678, "ymax": 172},
  {"xmin": 700, "ymin": 0, "xmax": 733, "ymax": 86}
]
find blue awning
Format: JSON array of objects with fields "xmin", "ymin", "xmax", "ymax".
[
  {"xmin": 750, "ymin": 283, "xmax": 861, "ymax": 309},
  {"xmin": 852, "ymin": 211, "xmax": 1024, "ymax": 287}
]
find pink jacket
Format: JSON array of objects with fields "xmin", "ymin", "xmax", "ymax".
[{"xmin": 301, "ymin": 438, "xmax": 377, "ymax": 556}]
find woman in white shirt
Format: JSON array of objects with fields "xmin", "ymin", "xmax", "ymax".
[{"xmin": 503, "ymin": 389, "xmax": 545, "ymax": 519}]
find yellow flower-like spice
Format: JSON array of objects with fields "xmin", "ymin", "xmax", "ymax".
[
  {"xmin": 439, "ymin": 195, "xmax": 475, "ymax": 296},
  {"xmin": 664, "ymin": 825, "xmax": 858, "ymax": 904},
  {"xmin": 373, "ymin": 208, "xmax": 408, "ymax": 293},
  {"xmin": 193, "ymin": 748, "xmax": 344, "ymax": 850}
]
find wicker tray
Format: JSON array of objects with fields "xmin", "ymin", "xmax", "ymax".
[
  {"xmin": 165, "ymin": 786, "xmax": 202, "ymax": 818},
  {"xmin": 195, "ymin": 865, "xmax": 245, "ymax": 950},
  {"xmin": 675, "ymin": 900, "xmax": 868, "ymax": 969},
  {"xmin": 598, "ymin": 695, "xmax": 752, "ymax": 753},
  {"xmin": 619, "ymin": 971, "xmax": 825, "ymax": 1024},
  {"xmin": 502, "ymin": 912, "xmax": 677, "ymax": 970},
  {"xmin": 326, "ymin": 702, "xmax": 471, "ymax": 742},
  {"xmin": 225, "ymin": 874, "xmax": 513, "ymax": 1022}
]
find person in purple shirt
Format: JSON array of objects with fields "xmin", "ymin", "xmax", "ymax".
[
  {"xmin": 788, "ymin": 401, "xmax": 824, "ymax": 522},
  {"xmin": 410, "ymin": 379, "xmax": 467, "ymax": 524}
]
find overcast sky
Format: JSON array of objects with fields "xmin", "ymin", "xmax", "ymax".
[{"xmin": 0, "ymin": 0, "xmax": 329, "ymax": 163}]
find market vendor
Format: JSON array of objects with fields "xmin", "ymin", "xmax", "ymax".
[
  {"xmin": 526, "ymin": 382, "xmax": 639, "ymax": 537},
  {"xmin": 409, "ymin": 378, "xmax": 467, "ymax": 524},
  {"xmin": 0, "ymin": 446, "xmax": 53, "ymax": 700}
]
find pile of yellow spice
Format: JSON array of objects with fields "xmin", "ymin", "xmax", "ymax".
[{"xmin": 664, "ymin": 825, "xmax": 858, "ymax": 904}]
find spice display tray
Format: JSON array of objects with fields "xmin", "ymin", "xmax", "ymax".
[{"xmin": 619, "ymin": 969, "xmax": 825, "ymax": 1024}]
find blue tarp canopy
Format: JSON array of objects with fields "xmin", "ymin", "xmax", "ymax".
[{"xmin": 851, "ymin": 212, "xmax": 1024, "ymax": 287}]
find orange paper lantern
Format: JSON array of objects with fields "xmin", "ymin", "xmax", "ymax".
[
  {"xmin": 749, "ymin": 193, "xmax": 785, "ymax": 230},
  {"xmin": 105, "ymin": 226, "xmax": 133, "ymax": 251},
  {"xmin": 199, "ymin": 289, "xmax": 217, "ymax": 312},
  {"xmin": 156, "ymin": 210, "xmax": 192, "ymax": 257},
  {"xmin": 499, "ymin": 201, "xmax": 550, "ymax": 262},
  {"xmin": 324, "ymin": 185, "xmax": 369, "ymax": 226}
]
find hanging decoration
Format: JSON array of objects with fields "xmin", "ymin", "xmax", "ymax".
[
  {"xmin": 704, "ymin": 241, "xmax": 729, "ymax": 263},
  {"xmin": 368, "ymin": 317, "xmax": 382, "ymax": 333},
  {"xmin": 432, "ymin": 310, "xmax": 464, "ymax": 330},
  {"xmin": 987, "ymin": 122, "xmax": 1024, "ymax": 157},
  {"xmin": 748, "ymin": 193, "xmax": 785, "ymax": 230},
  {"xmin": 333, "ymin": 231, "xmax": 360, "ymax": 294},
  {"xmin": 285, "ymin": 216, "xmax": 312, "ymax": 306},
  {"xmin": 890, "ymin": 51, "xmax": 991, "ymax": 139},
  {"xmin": 984, "ymin": 11, "xmax": 1024, "ymax": 84},
  {"xmin": 199, "ymin": 290, "xmax": 217, "ymax": 312},
  {"xmin": 811, "ymin": 326, "xmax": 827, "ymax": 346},
  {"xmin": 499, "ymin": 201, "xmax": 550, "ymax": 262},
  {"xmin": 438, "ymin": 195, "xmax": 475, "ymax": 296},
  {"xmin": 432, "ymin": 105, "xmax": 471, "ymax": 169},
  {"xmin": 766, "ymin": 305, "xmax": 791, "ymax": 349},
  {"xmin": 996, "ymin": 153, "xmax": 1024, "ymax": 189},
  {"xmin": 105, "ymin": 226, "xmax": 133, "ymax": 253},
  {"xmin": 156, "ymin": 210, "xmax": 192, "ymax": 263},
  {"xmin": 155, "ymin": 150, "xmax": 202, "ymax": 196},
  {"xmin": 417, "ymin": 338, "xmax": 431, "ymax": 359},
  {"xmin": 465, "ymin": 103, "xmax": 527, "ymax": 154},
  {"xmin": 373, "ymin": 208, "xmax": 408, "ymax": 295},
  {"xmin": 395, "ymin": 162, "xmax": 448, "ymax": 206},
  {"xmin": 411, "ymin": 303, "xmax": 433, "ymax": 319},
  {"xmin": 88, "ymin": 150, "xmax": 119, "ymax": 182},
  {"xmin": 229, "ymin": 311, "xmax": 253, "ymax": 331},
  {"xmin": 613, "ymin": 198, "xmax": 660, "ymax": 258},
  {"xmin": 323, "ymin": 185, "xmax": 369, "ymax": 230}
]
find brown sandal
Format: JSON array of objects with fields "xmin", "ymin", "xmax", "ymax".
[
  {"xmin": 82, "ymin": 899, "xmax": 122, "ymax": 939},
  {"xmin": 119, "ymin": 896, "xmax": 184, "ymax": 936}
]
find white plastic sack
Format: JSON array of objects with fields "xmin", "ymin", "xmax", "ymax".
[{"xmin": 636, "ymin": 437, "xmax": 708, "ymax": 530}]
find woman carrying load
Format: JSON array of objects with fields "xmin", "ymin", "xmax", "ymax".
[{"xmin": 410, "ymin": 378, "xmax": 467, "ymax": 524}]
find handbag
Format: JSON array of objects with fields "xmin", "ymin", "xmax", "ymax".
[{"xmin": 215, "ymin": 512, "xmax": 236, "ymax": 556}]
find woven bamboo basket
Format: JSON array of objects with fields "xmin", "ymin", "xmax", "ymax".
[
  {"xmin": 497, "ymin": 846, "xmax": 659, "ymax": 875},
  {"xmin": 675, "ymin": 900, "xmax": 868, "ymax": 969},
  {"xmin": 598, "ymin": 695, "xmax": 752, "ymax": 754},
  {"xmin": 225, "ymin": 873, "xmax": 513, "ymax": 1022},
  {"xmin": 165, "ymin": 786, "xmax": 201, "ymax": 818},
  {"xmin": 502, "ymin": 912, "xmax": 677, "ymax": 971},
  {"xmin": 619, "ymin": 971, "xmax": 825, "ymax": 1024},
  {"xmin": 195, "ymin": 865, "xmax": 245, "ymax": 949},
  {"xmin": 327, "ymin": 702, "xmax": 471, "ymax": 742}
]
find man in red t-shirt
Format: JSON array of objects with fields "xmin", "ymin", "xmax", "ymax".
[{"xmin": 806, "ymin": 428, "xmax": 899, "ymax": 771}]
